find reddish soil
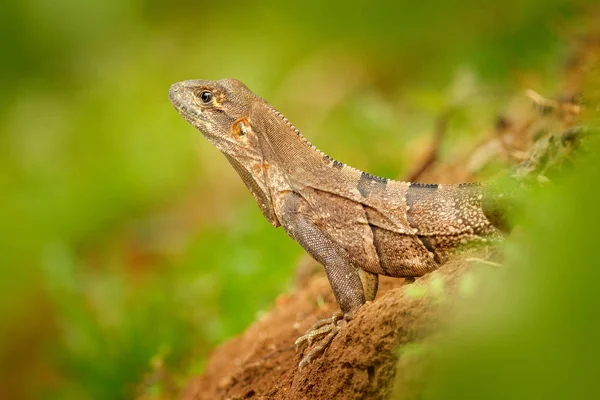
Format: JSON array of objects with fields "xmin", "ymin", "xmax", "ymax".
[{"xmin": 181, "ymin": 256, "xmax": 487, "ymax": 400}]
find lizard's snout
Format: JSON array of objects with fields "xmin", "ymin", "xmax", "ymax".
[
  {"xmin": 169, "ymin": 82, "xmax": 184, "ymax": 101},
  {"xmin": 169, "ymin": 82, "xmax": 193, "ymax": 113}
]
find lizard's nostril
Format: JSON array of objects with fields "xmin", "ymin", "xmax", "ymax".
[{"xmin": 169, "ymin": 83, "xmax": 185, "ymax": 104}]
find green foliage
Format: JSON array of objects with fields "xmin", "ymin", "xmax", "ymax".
[
  {"xmin": 394, "ymin": 67, "xmax": 600, "ymax": 399},
  {"xmin": 410, "ymin": 136, "xmax": 600, "ymax": 400},
  {"xmin": 0, "ymin": 0, "xmax": 596, "ymax": 398}
]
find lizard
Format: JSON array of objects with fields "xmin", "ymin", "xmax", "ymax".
[{"xmin": 168, "ymin": 78, "xmax": 505, "ymax": 369}]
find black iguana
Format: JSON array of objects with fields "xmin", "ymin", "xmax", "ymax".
[{"xmin": 168, "ymin": 78, "xmax": 504, "ymax": 368}]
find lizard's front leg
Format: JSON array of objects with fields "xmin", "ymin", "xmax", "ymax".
[{"xmin": 285, "ymin": 212, "xmax": 378, "ymax": 368}]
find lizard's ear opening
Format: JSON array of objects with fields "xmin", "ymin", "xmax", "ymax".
[{"xmin": 232, "ymin": 118, "xmax": 250, "ymax": 138}]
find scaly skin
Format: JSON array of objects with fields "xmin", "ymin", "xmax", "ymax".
[{"xmin": 168, "ymin": 78, "xmax": 503, "ymax": 368}]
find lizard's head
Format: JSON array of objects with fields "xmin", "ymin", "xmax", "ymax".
[
  {"xmin": 169, "ymin": 78, "xmax": 280, "ymax": 226},
  {"xmin": 169, "ymin": 78, "xmax": 260, "ymax": 155}
]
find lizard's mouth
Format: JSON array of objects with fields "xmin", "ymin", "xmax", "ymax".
[
  {"xmin": 169, "ymin": 85, "xmax": 218, "ymax": 140},
  {"xmin": 169, "ymin": 85, "xmax": 204, "ymax": 123}
]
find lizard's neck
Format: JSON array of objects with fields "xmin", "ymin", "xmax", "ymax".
[{"xmin": 257, "ymin": 103, "xmax": 390, "ymax": 198}]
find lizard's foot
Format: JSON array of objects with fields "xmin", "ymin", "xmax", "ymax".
[{"xmin": 294, "ymin": 311, "xmax": 349, "ymax": 369}]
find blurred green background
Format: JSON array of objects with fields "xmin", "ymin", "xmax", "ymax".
[{"xmin": 1, "ymin": 0, "xmax": 598, "ymax": 399}]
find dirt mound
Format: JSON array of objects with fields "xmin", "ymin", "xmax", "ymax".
[{"xmin": 181, "ymin": 255, "xmax": 488, "ymax": 400}]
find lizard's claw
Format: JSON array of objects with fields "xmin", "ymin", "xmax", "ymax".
[
  {"xmin": 295, "ymin": 311, "xmax": 349, "ymax": 369},
  {"xmin": 294, "ymin": 311, "xmax": 342, "ymax": 350}
]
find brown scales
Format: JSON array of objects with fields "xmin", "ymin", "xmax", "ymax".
[{"xmin": 168, "ymin": 78, "xmax": 504, "ymax": 369}]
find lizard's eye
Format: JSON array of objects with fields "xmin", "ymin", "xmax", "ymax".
[{"xmin": 199, "ymin": 90, "xmax": 213, "ymax": 104}]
